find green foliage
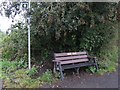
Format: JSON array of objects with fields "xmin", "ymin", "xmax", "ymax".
[
  {"xmin": 17, "ymin": 54, "xmax": 28, "ymax": 68},
  {"xmin": 98, "ymin": 22, "xmax": 118, "ymax": 73},
  {"xmin": 1, "ymin": 60, "xmax": 54, "ymax": 88},
  {"xmin": 31, "ymin": 2, "xmax": 118, "ymax": 74},
  {"xmin": 40, "ymin": 69, "xmax": 53, "ymax": 83},
  {"xmin": 1, "ymin": 60, "xmax": 18, "ymax": 73},
  {"xmin": 1, "ymin": 59, "xmax": 28, "ymax": 74},
  {"xmin": 0, "ymin": 31, "xmax": 5, "ymax": 48},
  {"xmin": 1, "ymin": 2, "xmax": 118, "ymax": 75},
  {"xmin": 118, "ymin": 22, "xmax": 120, "ymax": 58},
  {"xmin": 3, "ymin": 68, "xmax": 42, "ymax": 88},
  {"xmin": 27, "ymin": 66, "xmax": 38, "ymax": 77},
  {"xmin": 54, "ymin": 72, "xmax": 60, "ymax": 78},
  {"xmin": 30, "ymin": 2, "xmax": 118, "ymax": 61},
  {"xmin": 2, "ymin": 23, "xmax": 28, "ymax": 61},
  {"xmin": 0, "ymin": 60, "xmax": 3, "ymax": 79},
  {"xmin": 87, "ymin": 67, "xmax": 96, "ymax": 73}
]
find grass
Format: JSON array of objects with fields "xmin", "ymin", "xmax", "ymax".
[
  {"xmin": 0, "ymin": 60, "xmax": 55, "ymax": 88},
  {"xmin": 84, "ymin": 24, "xmax": 118, "ymax": 75},
  {"xmin": 0, "ymin": 31, "xmax": 56, "ymax": 88},
  {"xmin": 95, "ymin": 23, "xmax": 118, "ymax": 75}
]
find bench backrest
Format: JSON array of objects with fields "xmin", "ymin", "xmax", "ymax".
[{"xmin": 53, "ymin": 51, "xmax": 89, "ymax": 62}]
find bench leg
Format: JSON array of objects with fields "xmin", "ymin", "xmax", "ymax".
[
  {"xmin": 93, "ymin": 58, "xmax": 98, "ymax": 72},
  {"xmin": 53, "ymin": 63, "xmax": 56, "ymax": 73},
  {"xmin": 76, "ymin": 67, "xmax": 80, "ymax": 75},
  {"xmin": 95, "ymin": 64, "xmax": 98, "ymax": 72},
  {"xmin": 58, "ymin": 63, "xmax": 64, "ymax": 81}
]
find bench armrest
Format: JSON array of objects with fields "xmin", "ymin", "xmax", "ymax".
[
  {"xmin": 88, "ymin": 56, "xmax": 97, "ymax": 59},
  {"xmin": 88, "ymin": 56, "xmax": 98, "ymax": 64},
  {"xmin": 52, "ymin": 60, "xmax": 60, "ymax": 63}
]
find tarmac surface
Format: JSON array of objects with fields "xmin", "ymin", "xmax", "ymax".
[{"xmin": 41, "ymin": 69, "xmax": 118, "ymax": 88}]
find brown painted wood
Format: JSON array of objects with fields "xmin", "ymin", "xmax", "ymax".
[
  {"xmin": 55, "ymin": 55, "xmax": 88, "ymax": 61},
  {"xmin": 54, "ymin": 52, "xmax": 87, "ymax": 57},
  {"xmin": 60, "ymin": 59, "xmax": 89, "ymax": 64}
]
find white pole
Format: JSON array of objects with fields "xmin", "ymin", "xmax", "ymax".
[{"xmin": 28, "ymin": 0, "xmax": 31, "ymax": 69}]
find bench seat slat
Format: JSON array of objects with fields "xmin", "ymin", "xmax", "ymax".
[
  {"xmin": 55, "ymin": 52, "xmax": 87, "ymax": 57},
  {"xmin": 60, "ymin": 59, "xmax": 89, "ymax": 64},
  {"xmin": 55, "ymin": 55, "xmax": 88, "ymax": 61}
]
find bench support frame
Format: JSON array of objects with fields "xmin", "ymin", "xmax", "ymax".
[{"xmin": 53, "ymin": 52, "xmax": 98, "ymax": 80}]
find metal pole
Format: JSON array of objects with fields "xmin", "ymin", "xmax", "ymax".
[{"xmin": 28, "ymin": 0, "xmax": 31, "ymax": 69}]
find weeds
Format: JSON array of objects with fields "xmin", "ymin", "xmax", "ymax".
[
  {"xmin": 1, "ymin": 60, "xmax": 54, "ymax": 88},
  {"xmin": 40, "ymin": 69, "xmax": 54, "ymax": 83},
  {"xmin": 27, "ymin": 66, "xmax": 38, "ymax": 77}
]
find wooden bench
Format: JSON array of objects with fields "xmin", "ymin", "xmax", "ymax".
[{"xmin": 52, "ymin": 51, "xmax": 98, "ymax": 80}]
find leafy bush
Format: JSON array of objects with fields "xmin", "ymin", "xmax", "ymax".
[
  {"xmin": 98, "ymin": 22, "xmax": 118, "ymax": 72},
  {"xmin": 0, "ymin": 31, "xmax": 5, "ymax": 48},
  {"xmin": 87, "ymin": 22, "xmax": 118, "ymax": 74},
  {"xmin": 27, "ymin": 66, "xmax": 38, "ymax": 77},
  {"xmin": 3, "ymin": 68, "xmax": 42, "ymax": 88},
  {"xmin": 17, "ymin": 54, "xmax": 28, "ymax": 68},
  {"xmin": 1, "ymin": 2, "xmax": 118, "ymax": 75},
  {"xmin": 1, "ymin": 60, "xmax": 55, "ymax": 88},
  {"xmin": 2, "ymin": 24, "xmax": 28, "ymax": 61},
  {"xmin": 1, "ymin": 60, "xmax": 18, "ymax": 73},
  {"xmin": 30, "ymin": 3, "xmax": 118, "ymax": 69},
  {"xmin": 40, "ymin": 69, "xmax": 53, "ymax": 83}
]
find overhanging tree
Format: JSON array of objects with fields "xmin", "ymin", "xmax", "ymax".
[{"xmin": 1, "ymin": 2, "xmax": 118, "ymax": 70}]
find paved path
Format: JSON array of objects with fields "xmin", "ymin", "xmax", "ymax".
[{"xmin": 42, "ymin": 70, "xmax": 118, "ymax": 88}]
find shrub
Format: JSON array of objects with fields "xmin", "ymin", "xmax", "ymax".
[
  {"xmin": 1, "ymin": 2, "xmax": 118, "ymax": 77},
  {"xmin": 2, "ymin": 25, "xmax": 28, "ymax": 61},
  {"xmin": 40, "ymin": 69, "xmax": 54, "ymax": 83},
  {"xmin": 3, "ymin": 68, "xmax": 42, "ymax": 88},
  {"xmin": 2, "ymin": 60, "xmax": 18, "ymax": 73},
  {"xmin": 27, "ymin": 66, "xmax": 38, "ymax": 77},
  {"xmin": 1, "ymin": 60, "xmax": 55, "ymax": 88}
]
